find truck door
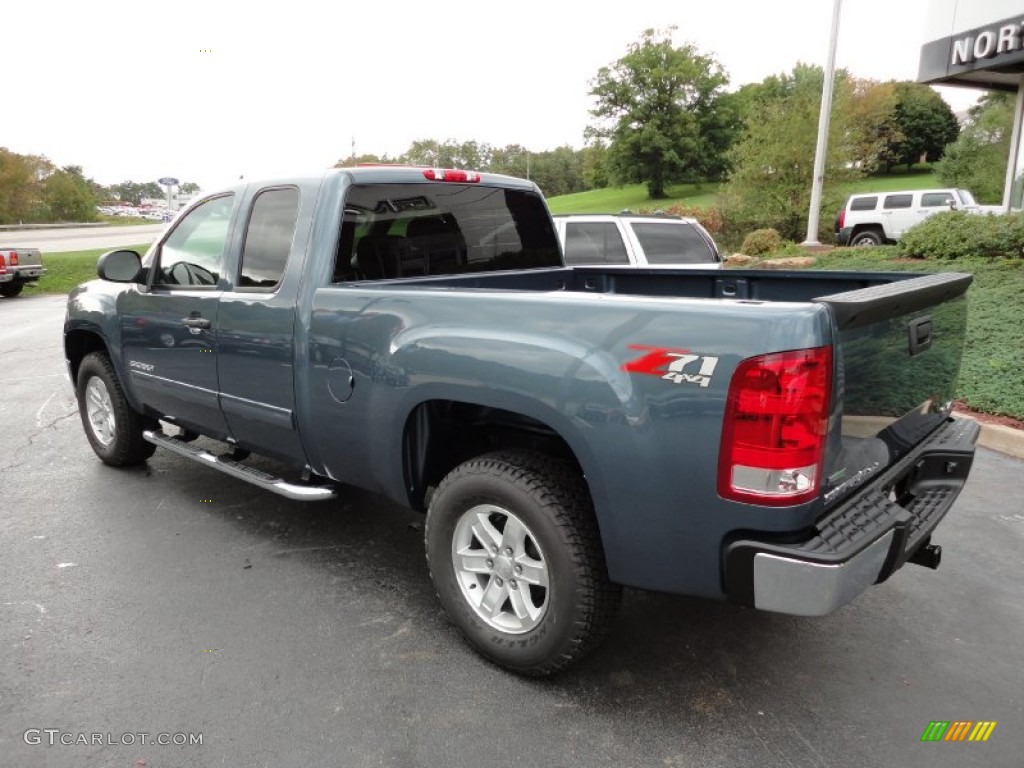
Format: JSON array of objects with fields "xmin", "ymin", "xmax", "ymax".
[
  {"xmin": 216, "ymin": 186, "xmax": 308, "ymax": 465},
  {"xmin": 120, "ymin": 193, "xmax": 236, "ymax": 438}
]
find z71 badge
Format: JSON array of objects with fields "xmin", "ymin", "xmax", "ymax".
[{"xmin": 621, "ymin": 345, "xmax": 719, "ymax": 388}]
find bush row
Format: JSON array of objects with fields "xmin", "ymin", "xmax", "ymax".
[{"xmin": 898, "ymin": 210, "xmax": 1024, "ymax": 260}]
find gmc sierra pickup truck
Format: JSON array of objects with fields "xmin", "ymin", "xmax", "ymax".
[
  {"xmin": 1, "ymin": 247, "xmax": 46, "ymax": 297},
  {"xmin": 65, "ymin": 166, "xmax": 978, "ymax": 675}
]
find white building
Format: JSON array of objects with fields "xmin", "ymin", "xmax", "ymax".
[{"xmin": 919, "ymin": 0, "xmax": 1024, "ymax": 209}]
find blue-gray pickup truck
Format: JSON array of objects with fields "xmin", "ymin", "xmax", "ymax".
[{"xmin": 64, "ymin": 166, "xmax": 979, "ymax": 675}]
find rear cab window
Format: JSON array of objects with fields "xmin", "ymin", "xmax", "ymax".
[
  {"xmin": 629, "ymin": 222, "xmax": 717, "ymax": 265},
  {"xmin": 333, "ymin": 183, "xmax": 560, "ymax": 282}
]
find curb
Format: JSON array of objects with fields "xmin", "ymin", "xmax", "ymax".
[{"xmin": 975, "ymin": 421, "xmax": 1024, "ymax": 459}]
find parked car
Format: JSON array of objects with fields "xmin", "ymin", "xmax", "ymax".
[
  {"xmin": 835, "ymin": 188, "xmax": 980, "ymax": 246},
  {"xmin": 0, "ymin": 247, "xmax": 46, "ymax": 297},
  {"xmin": 553, "ymin": 212, "xmax": 722, "ymax": 268}
]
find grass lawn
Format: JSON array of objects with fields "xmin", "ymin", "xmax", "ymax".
[
  {"xmin": 839, "ymin": 170, "xmax": 940, "ymax": 194},
  {"xmin": 547, "ymin": 182, "xmax": 720, "ymax": 214},
  {"xmin": 546, "ymin": 168, "xmax": 941, "ymax": 214},
  {"xmin": 27, "ymin": 244, "xmax": 151, "ymax": 295},
  {"xmin": 798, "ymin": 248, "xmax": 1024, "ymax": 421}
]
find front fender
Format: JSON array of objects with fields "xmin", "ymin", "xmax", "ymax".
[{"xmin": 64, "ymin": 281, "xmax": 140, "ymax": 410}]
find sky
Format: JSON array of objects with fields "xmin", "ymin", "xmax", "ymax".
[{"xmin": 7, "ymin": 0, "xmax": 988, "ymax": 193}]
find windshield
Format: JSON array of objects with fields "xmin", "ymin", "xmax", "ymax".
[{"xmin": 956, "ymin": 189, "xmax": 977, "ymax": 206}]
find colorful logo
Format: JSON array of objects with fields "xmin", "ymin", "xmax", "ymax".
[{"xmin": 921, "ymin": 721, "xmax": 997, "ymax": 742}]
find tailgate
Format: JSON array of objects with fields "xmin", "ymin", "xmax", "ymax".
[{"xmin": 814, "ymin": 272, "xmax": 973, "ymax": 505}]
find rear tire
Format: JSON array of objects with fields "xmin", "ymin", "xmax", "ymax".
[
  {"xmin": 425, "ymin": 450, "xmax": 620, "ymax": 676},
  {"xmin": 0, "ymin": 283, "xmax": 24, "ymax": 297},
  {"xmin": 76, "ymin": 352, "xmax": 157, "ymax": 466},
  {"xmin": 850, "ymin": 229, "xmax": 883, "ymax": 247}
]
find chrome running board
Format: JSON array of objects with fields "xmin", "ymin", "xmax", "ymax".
[{"xmin": 143, "ymin": 429, "xmax": 336, "ymax": 501}]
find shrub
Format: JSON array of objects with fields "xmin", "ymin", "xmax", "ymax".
[
  {"xmin": 899, "ymin": 210, "xmax": 1024, "ymax": 260},
  {"xmin": 741, "ymin": 228, "xmax": 784, "ymax": 256},
  {"xmin": 636, "ymin": 203, "xmax": 725, "ymax": 235}
]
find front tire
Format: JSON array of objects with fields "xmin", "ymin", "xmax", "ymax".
[
  {"xmin": 76, "ymin": 352, "xmax": 157, "ymax": 466},
  {"xmin": 425, "ymin": 451, "xmax": 620, "ymax": 676}
]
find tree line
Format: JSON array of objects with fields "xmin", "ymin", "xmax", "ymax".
[
  {"xmin": 340, "ymin": 27, "xmax": 1013, "ymax": 241},
  {"xmin": 0, "ymin": 149, "xmax": 199, "ymax": 225},
  {"xmin": 6, "ymin": 29, "xmax": 1011, "ymax": 231}
]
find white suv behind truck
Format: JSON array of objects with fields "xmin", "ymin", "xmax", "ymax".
[
  {"xmin": 553, "ymin": 213, "xmax": 722, "ymax": 268},
  {"xmin": 835, "ymin": 188, "xmax": 980, "ymax": 246}
]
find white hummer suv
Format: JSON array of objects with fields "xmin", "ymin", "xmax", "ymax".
[
  {"xmin": 835, "ymin": 188, "xmax": 980, "ymax": 247},
  {"xmin": 553, "ymin": 213, "xmax": 722, "ymax": 268}
]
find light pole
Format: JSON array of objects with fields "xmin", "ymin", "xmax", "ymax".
[{"xmin": 801, "ymin": 0, "xmax": 843, "ymax": 247}]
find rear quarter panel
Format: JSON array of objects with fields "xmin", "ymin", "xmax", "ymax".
[{"xmin": 304, "ymin": 286, "xmax": 834, "ymax": 597}]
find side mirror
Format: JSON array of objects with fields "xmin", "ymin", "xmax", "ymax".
[{"xmin": 97, "ymin": 249, "xmax": 143, "ymax": 283}]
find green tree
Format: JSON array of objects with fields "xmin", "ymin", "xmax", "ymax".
[
  {"xmin": 334, "ymin": 153, "xmax": 386, "ymax": 167},
  {"xmin": 43, "ymin": 165, "xmax": 98, "ymax": 222},
  {"xmin": 180, "ymin": 182, "xmax": 201, "ymax": 195},
  {"xmin": 0, "ymin": 148, "xmax": 51, "ymax": 224},
  {"xmin": 936, "ymin": 92, "xmax": 1015, "ymax": 204},
  {"xmin": 719, "ymin": 63, "xmax": 858, "ymax": 241},
  {"xmin": 880, "ymin": 82, "xmax": 960, "ymax": 171},
  {"xmin": 401, "ymin": 139, "xmax": 491, "ymax": 169},
  {"xmin": 588, "ymin": 27, "xmax": 734, "ymax": 199},
  {"xmin": 525, "ymin": 146, "xmax": 585, "ymax": 197},
  {"xmin": 582, "ymin": 140, "xmax": 609, "ymax": 190},
  {"xmin": 846, "ymin": 79, "xmax": 901, "ymax": 173},
  {"xmin": 487, "ymin": 144, "xmax": 532, "ymax": 178}
]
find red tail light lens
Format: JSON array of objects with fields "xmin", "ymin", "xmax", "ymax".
[
  {"xmin": 422, "ymin": 169, "xmax": 481, "ymax": 183},
  {"xmin": 718, "ymin": 346, "xmax": 833, "ymax": 506},
  {"xmin": 0, "ymin": 254, "xmax": 6, "ymax": 274},
  {"xmin": 9, "ymin": 251, "xmax": 18, "ymax": 266}
]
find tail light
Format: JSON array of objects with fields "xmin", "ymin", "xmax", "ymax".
[
  {"xmin": 423, "ymin": 169, "xmax": 481, "ymax": 183},
  {"xmin": 718, "ymin": 346, "xmax": 833, "ymax": 506},
  {"xmin": 837, "ymin": 210, "xmax": 845, "ymax": 229},
  {"xmin": 0, "ymin": 253, "xmax": 6, "ymax": 275},
  {"xmin": 8, "ymin": 251, "xmax": 18, "ymax": 267}
]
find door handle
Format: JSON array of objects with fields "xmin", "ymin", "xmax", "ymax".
[{"xmin": 181, "ymin": 316, "xmax": 211, "ymax": 329}]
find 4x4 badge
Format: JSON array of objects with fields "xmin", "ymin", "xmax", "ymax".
[{"xmin": 622, "ymin": 345, "xmax": 719, "ymax": 387}]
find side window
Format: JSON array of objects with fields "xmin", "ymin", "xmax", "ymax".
[
  {"xmin": 631, "ymin": 222, "xmax": 716, "ymax": 265},
  {"xmin": 921, "ymin": 192, "xmax": 955, "ymax": 208},
  {"xmin": 883, "ymin": 194, "xmax": 913, "ymax": 209},
  {"xmin": 238, "ymin": 187, "xmax": 299, "ymax": 289},
  {"xmin": 849, "ymin": 197, "xmax": 877, "ymax": 211},
  {"xmin": 155, "ymin": 195, "xmax": 234, "ymax": 287},
  {"xmin": 563, "ymin": 222, "xmax": 629, "ymax": 265}
]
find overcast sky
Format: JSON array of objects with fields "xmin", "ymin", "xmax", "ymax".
[{"xmin": 8, "ymin": 0, "xmax": 985, "ymax": 192}]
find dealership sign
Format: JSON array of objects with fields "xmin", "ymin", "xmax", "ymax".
[
  {"xmin": 951, "ymin": 20, "xmax": 1024, "ymax": 65},
  {"xmin": 919, "ymin": 13, "xmax": 1024, "ymax": 86}
]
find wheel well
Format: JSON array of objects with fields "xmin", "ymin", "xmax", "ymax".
[
  {"xmin": 402, "ymin": 400, "xmax": 581, "ymax": 512},
  {"xmin": 65, "ymin": 330, "xmax": 109, "ymax": 384},
  {"xmin": 851, "ymin": 224, "xmax": 885, "ymax": 238}
]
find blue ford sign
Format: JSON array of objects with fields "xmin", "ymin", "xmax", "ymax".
[{"xmin": 157, "ymin": 177, "xmax": 179, "ymax": 186}]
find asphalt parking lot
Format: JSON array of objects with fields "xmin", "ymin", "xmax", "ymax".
[{"xmin": 1, "ymin": 294, "xmax": 1022, "ymax": 768}]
